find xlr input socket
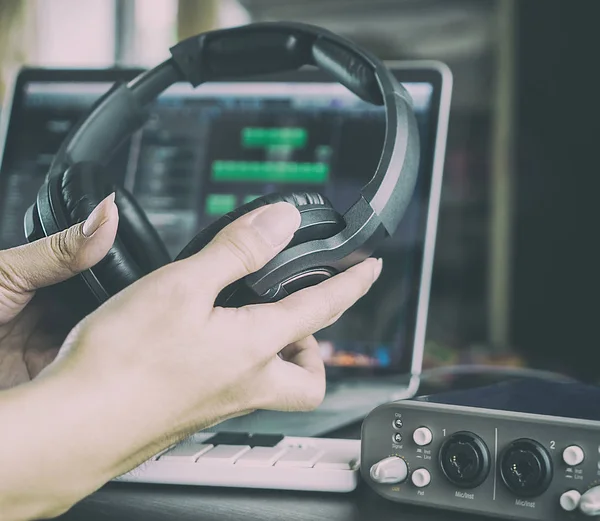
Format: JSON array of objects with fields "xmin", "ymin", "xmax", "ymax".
[
  {"xmin": 500, "ymin": 439, "xmax": 553, "ymax": 497},
  {"xmin": 439, "ymin": 431, "xmax": 491, "ymax": 488}
]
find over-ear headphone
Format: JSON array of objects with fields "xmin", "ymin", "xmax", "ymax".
[{"xmin": 24, "ymin": 21, "xmax": 420, "ymax": 310}]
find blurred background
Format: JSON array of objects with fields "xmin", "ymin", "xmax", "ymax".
[{"xmin": 0, "ymin": 0, "xmax": 598, "ymax": 382}]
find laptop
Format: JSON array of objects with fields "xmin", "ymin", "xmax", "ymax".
[{"xmin": 0, "ymin": 61, "xmax": 452, "ymax": 436}]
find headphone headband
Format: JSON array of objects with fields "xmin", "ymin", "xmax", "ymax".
[
  {"xmin": 168, "ymin": 21, "xmax": 385, "ymax": 103},
  {"xmin": 47, "ymin": 21, "xmax": 419, "ymax": 236}
]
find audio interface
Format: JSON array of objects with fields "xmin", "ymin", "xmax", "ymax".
[{"xmin": 361, "ymin": 397, "xmax": 600, "ymax": 520}]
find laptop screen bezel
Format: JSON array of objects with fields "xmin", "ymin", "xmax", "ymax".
[{"xmin": 0, "ymin": 61, "xmax": 452, "ymax": 380}]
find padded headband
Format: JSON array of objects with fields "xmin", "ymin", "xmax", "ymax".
[{"xmin": 45, "ymin": 21, "xmax": 420, "ymax": 236}]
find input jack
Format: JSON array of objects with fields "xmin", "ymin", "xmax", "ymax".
[
  {"xmin": 500, "ymin": 438, "xmax": 553, "ymax": 497},
  {"xmin": 439, "ymin": 431, "xmax": 491, "ymax": 488}
]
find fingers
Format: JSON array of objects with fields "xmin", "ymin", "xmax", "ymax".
[
  {"xmin": 261, "ymin": 336, "xmax": 327, "ymax": 412},
  {"xmin": 181, "ymin": 202, "xmax": 301, "ymax": 295},
  {"xmin": 0, "ymin": 193, "xmax": 118, "ymax": 295},
  {"xmin": 251, "ymin": 257, "xmax": 382, "ymax": 352}
]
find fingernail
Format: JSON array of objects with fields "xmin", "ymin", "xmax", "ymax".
[
  {"xmin": 82, "ymin": 192, "xmax": 116, "ymax": 237},
  {"xmin": 251, "ymin": 202, "xmax": 301, "ymax": 247},
  {"xmin": 373, "ymin": 258, "xmax": 383, "ymax": 282}
]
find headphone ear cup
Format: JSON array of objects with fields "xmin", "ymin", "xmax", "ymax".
[
  {"xmin": 175, "ymin": 191, "xmax": 345, "ymax": 261},
  {"xmin": 60, "ymin": 161, "xmax": 171, "ymax": 298}
]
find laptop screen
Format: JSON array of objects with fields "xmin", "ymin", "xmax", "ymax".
[{"xmin": 0, "ymin": 64, "xmax": 450, "ymax": 377}]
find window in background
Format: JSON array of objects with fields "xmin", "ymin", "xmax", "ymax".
[
  {"xmin": 218, "ymin": 0, "xmax": 252, "ymax": 27},
  {"xmin": 131, "ymin": 0, "xmax": 178, "ymax": 66},
  {"xmin": 34, "ymin": 0, "xmax": 115, "ymax": 67},
  {"xmin": 125, "ymin": 0, "xmax": 250, "ymax": 67},
  {"xmin": 0, "ymin": 0, "xmax": 37, "ymax": 104}
]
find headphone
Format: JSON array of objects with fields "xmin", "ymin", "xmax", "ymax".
[{"xmin": 24, "ymin": 21, "xmax": 420, "ymax": 310}]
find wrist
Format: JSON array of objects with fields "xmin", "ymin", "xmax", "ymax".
[
  {"xmin": 35, "ymin": 354, "xmax": 190, "ymax": 476},
  {"xmin": 55, "ymin": 321, "xmax": 247, "ymax": 444},
  {"xmin": 0, "ymin": 347, "xmax": 205, "ymax": 519},
  {"xmin": 37, "ymin": 326, "xmax": 243, "ymax": 471}
]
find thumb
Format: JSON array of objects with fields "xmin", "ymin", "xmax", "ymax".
[
  {"xmin": 0, "ymin": 193, "xmax": 118, "ymax": 296},
  {"xmin": 183, "ymin": 202, "xmax": 301, "ymax": 297}
]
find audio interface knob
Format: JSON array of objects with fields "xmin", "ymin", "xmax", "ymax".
[
  {"xmin": 580, "ymin": 485, "xmax": 600, "ymax": 516},
  {"xmin": 413, "ymin": 427, "xmax": 433, "ymax": 446},
  {"xmin": 369, "ymin": 456, "xmax": 409, "ymax": 484},
  {"xmin": 411, "ymin": 468, "xmax": 431, "ymax": 488},
  {"xmin": 563, "ymin": 445, "xmax": 585, "ymax": 466},
  {"xmin": 560, "ymin": 490, "xmax": 581, "ymax": 512}
]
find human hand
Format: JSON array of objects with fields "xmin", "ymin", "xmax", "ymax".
[
  {"xmin": 0, "ymin": 193, "xmax": 118, "ymax": 390},
  {"xmin": 49, "ymin": 201, "xmax": 382, "ymax": 463},
  {"xmin": 0, "ymin": 201, "xmax": 380, "ymax": 519}
]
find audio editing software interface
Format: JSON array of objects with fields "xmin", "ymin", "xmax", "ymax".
[{"xmin": 0, "ymin": 78, "xmax": 434, "ymax": 371}]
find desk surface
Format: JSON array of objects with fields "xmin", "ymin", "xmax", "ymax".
[
  {"xmin": 58, "ymin": 481, "xmax": 488, "ymax": 521},
  {"xmin": 54, "ymin": 376, "xmax": 532, "ymax": 521}
]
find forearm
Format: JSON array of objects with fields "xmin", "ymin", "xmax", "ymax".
[{"xmin": 0, "ymin": 354, "xmax": 195, "ymax": 521}]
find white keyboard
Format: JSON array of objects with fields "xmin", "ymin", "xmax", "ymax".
[{"xmin": 114, "ymin": 432, "xmax": 361, "ymax": 493}]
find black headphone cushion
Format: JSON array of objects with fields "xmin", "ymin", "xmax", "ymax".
[
  {"xmin": 175, "ymin": 192, "xmax": 345, "ymax": 261},
  {"xmin": 60, "ymin": 162, "xmax": 171, "ymax": 296}
]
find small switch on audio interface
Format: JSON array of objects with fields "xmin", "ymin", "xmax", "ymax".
[
  {"xmin": 369, "ymin": 456, "xmax": 409, "ymax": 485},
  {"xmin": 411, "ymin": 468, "xmax": 431, "ymax": 488},
  {"xmin": 563, "ymin": 445, "xmax": 585, "ymax": 466},
  {"xmin": 413, "ymin": 427, "xmax": 433, "ymax": 447},
  {"xmin": 559, "ymin": 490, "xmax": 581, "ymax": 512}
]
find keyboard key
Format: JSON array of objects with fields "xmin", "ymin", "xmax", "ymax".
[
  {"xmin": 203, "ymin": 432, "xmax": 285, "ymax": 448},
  {"xmin": 244, "ymin": 433, "xmax": 285, "ymax": 447},
  {"xmin": 158, "ymin": 442, "xmax": 213, "ymax": 462},
  {"xmin": 148, "ymin": 446, "xmax": 174, "ymax": 461},
  {"xmin": 196, "ymin": 445, "xmax": 250, "ymax": 464},
  {"xmin": 314, "ymin": 451, "xmax": 359, "ymax": 470},
  {"xmin": 274, "ymin": 447, "xmax": 324, "ymax": 468},
  {"xmin": 234, "ymin": 446, "xmax": 289, "ymax": 467}
]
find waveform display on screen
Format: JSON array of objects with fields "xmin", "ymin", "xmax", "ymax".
[
  {"xmin": 242, "ymin": 127, "xmax": 307, "ymax": 148},
  {"xmin": 211, "ymin": 160, "xmax": 329, "ymax": 183},
  {"xmin": 205, "ymin": 193, "xmax": 237, "ymax": 215},
  {"xmin": 205, "ymin": 193, "xmax": 266, "ymax": 216}
]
